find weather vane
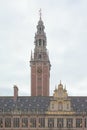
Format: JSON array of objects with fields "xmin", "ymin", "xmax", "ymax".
[{"xmin": 39, "ymin": 8, "xmax": 42, "ymax": 20}]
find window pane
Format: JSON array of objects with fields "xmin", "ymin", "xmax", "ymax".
[
  {"xmin": 76, "ymin": 118, "xmax": 82, "ymax": 128},
  {"xmin": 58, "ymin": 102, "xmax": 63, "ymax": 110},
  {"xmin": 66, "ymin": 118, "xmax": 73, "ymax": 128},
  {"xmin": 84, "ymin": 118, "xmax": 86, "ymax": 128},
  {"xmin": 38, "ymin": 118, "xmax": 45, "ymax": 128},
  {"xmin": 57, "ymin": 118, "xmax": 63, "ymax": 128},
  {"xmin": 48, "ymin": 118, "xmax": 54, "ymax": 128},
  {"xmin": 5, "ymin": 118, "xmax": 11, "ymax": 128},
  {"xmin": 0, "ymin": 118, "xmax": 3, "ymax": 128},
  {"xmin": 13, "ymin": 118, "xmax": 20, "ymax": 128},
  {"xmin": 22, "ymin": 118, "xmax": 28, "ymax": 128},
  {"xmin": 30, "ymin": 118, "xmax": 36, "ymax": 128}
]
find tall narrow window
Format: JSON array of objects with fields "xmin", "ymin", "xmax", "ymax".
[
  {"xmin": 5, "ymin": 118, "xmax": 11, "ymax": 128},
  {"xmin": 58, "ymin": 102, "xmax": 63, "ymax": 110},
  {"xmin": 67, "ymin": 103, "xmax": 69, "ymax": 109},
  {"xmin": 52, "ymin": 104, "xmax": 54, "ymax": 109},
  {"xmin": 39, "ymin": 39, "xmax": 41, "ymax": 46},
  {"xmin": 57, "ymin": 118, "xmax": 63, "ymax": 128},
  {"xmin": 84, "ymin": 118, "xmax": 86, "ymax": 128},
  {"xmin": 39, "ymin": 27, "xmax": 41, "ymax": 31},
  {"xmin": 38, "ymin": 118, "xmax": 45, "ymax": 128},
  {"xmin": 43, "ymin": 40, "xmax": 45, "ymax": 46},
  {"xmin": 76, "ymin": 118, "xmax": 82, "ymax": 128},
  {"xmin": 0, "ymin": 118, "xmax": 3, "ymax": 128},
  {"xmin": 48, "ymin": 118, "xmax": 54, "ymax": 128},
  {"xmin": 30, "ymin": 118, "xmax": 36, "ymax": 128},
  {"xmin": 38, "ymin": 54, "xmax": 41, "ymax": 59},
  {"xmin": 22, "ymin": 118, "xmax": 28, "ymax": 128},
  {"xmin": 13, "ymin": 118, "xmax": 20, "ymax": 128},
  {"xmin": 66, "ymin": 118, "xmax": 73, "ymax": 128}
]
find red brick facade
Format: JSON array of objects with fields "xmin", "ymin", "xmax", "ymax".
[{"xmin": 30, "ymin": 17, "xmax": 51, "ymax": 96}]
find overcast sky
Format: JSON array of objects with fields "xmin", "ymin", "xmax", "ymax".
[{"xmin": 0, "ymin": 0, "xmax": 87, "ymax": 96}]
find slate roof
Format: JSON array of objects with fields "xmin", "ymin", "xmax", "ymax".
[
  {"xmin": 0, "ymin": 96, "xmax": 87, "ymax": 114},
  {"xmin": 70, "ymin": 96, "xmax": 87, "ymax": 113}
]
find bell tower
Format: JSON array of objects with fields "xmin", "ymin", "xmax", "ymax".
[{"xmin": 30, "ymin": 10, "xmax": 51, "ymax": 96}]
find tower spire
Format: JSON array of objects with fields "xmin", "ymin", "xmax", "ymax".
[
  {"xmin": 30, "ymin": 11, "xmax": 51, "ymax": 96},
  {"xmin": 39, "ymin": 8, "xmax": 42, "ymax": 20}
]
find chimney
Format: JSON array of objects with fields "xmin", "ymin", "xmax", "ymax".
[{"xmin": 14, "ymin": 85, "xmax": 18, "ymax": 101}]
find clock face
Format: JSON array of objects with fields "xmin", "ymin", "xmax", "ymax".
[{"xmin": 37, "ymin": 67, "xmax": 42, "ymax": 73}]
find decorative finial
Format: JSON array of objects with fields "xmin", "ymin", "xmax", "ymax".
[
  {"xmin": 31, "ymin": 50, "xmax": 32, "ymax": 59},
  {"xmin": 55, "ymin": 85, "xmax": 56, "ymax": 90},
  {"xmin": 65, "ymin": 85, "xmax": 66, "ymax": 90},
  {"xmin": 39, "ymin": 8, "xmax": 42, "ymax": 20},
  {"xmin": 60, "ymin": 80, "xmax": 61, "ymax": 84}
]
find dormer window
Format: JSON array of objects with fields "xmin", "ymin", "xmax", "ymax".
[
  {"xmin": 52, "ymin": 104, "xmax": 54, "ymax": 109},
  {"xmin": 67, "ymin": 103, "xmax": 69, "ymax": 109},
  {"xmin": 58, "ymin": 102, "xmax": 63, "ymax": 110},
  {"xmin": 58, "ymin": 90, "xmax": 62, "ymax": 97}
]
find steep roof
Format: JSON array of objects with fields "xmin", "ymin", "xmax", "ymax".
[{"xmin": 0, "ymin": 96, "xmax": 87, "ymax": 114}]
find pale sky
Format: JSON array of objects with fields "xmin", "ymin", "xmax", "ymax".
[{"xmin": 0, "ymin": 0, "xmax": 87, "ymax": 96}]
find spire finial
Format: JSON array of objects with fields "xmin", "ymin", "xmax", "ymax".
[
  {"xmin": 39, "ymin": 8, "xmax": 42, "ymax": 20},
  {"xmin": 65, "ymin": 84, "xmax": 66, "ymax": 90},
  {"xmin": 55, "ymin": 85, "xmax": 56, "ymax": 90},
  {"xmin": 60, "ymin": 80, "xmax": 61, "ymax": 84}
]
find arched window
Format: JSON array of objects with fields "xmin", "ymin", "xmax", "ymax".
[
  {"xmin": 38, "ymin": 54, "xmax": 41, "ymax": 59},
  {"xmin": 39, "ymin": 39, "xmax": 41, "ymax": 46},
  {"xmin": 39, "ymin": 27, "xmax": 41, "ymax": 31},
  {"xmin": 58, "ymin": 102, "xmax": 63, "ymax": 110}
]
